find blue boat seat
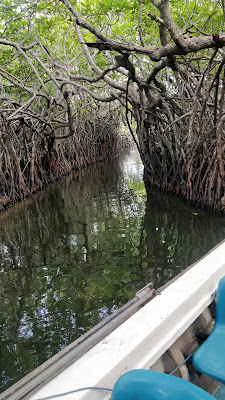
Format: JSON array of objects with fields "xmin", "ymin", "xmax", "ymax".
[
  {"xmin": 111, "ymin": 369, "xmax": 214, "ymax": 399},
  {"xmin": 192, "ymin": 275, "xmax": 225, "ymax": 383}
]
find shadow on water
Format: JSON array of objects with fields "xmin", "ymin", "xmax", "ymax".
[{"xmin": 0, "ymin": 147, "xmax": 225, "ymax": 392}]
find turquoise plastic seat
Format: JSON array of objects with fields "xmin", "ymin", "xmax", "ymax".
[
  {"xmin": 192, "ymin": 275, "xmax": 225, "ymax": 383},
  {"xmin": 111, "ymin": 369, "xmax": 214, "ymax": 399}
]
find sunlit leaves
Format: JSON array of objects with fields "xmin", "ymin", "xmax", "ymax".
[{"xmin": 170, "ymin": 0, "xmax": 224, "ymax": 34}]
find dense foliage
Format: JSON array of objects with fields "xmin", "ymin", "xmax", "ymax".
[
  {"xmin": 0, "ymin": 0, "xmax": 129, "ymax": 209},
  {"xmin": 0, "ymin": 0, "xmax": 225, "ymax": 210}
]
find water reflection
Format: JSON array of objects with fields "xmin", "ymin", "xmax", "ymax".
[
  {"xmin": 144, "ymin": 187, "xmax": 225, "ymax": 287},
  {"xmin": 0, "ymin": 147, "xmax": 225, "ymax": 392}
]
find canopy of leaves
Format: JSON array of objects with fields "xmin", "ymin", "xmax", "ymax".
[{"xmin": 0, "ymin": 0, "xmax": 225, "ymax": 211}]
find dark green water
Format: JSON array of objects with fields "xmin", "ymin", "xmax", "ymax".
[{"xmin": 1, "ymin": 147, "xmax": 225, "ymax": 393}]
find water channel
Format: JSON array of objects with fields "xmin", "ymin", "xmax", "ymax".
[{"xmin": 1, "ymin": 147, "xmax": 225, "ymax": 393}]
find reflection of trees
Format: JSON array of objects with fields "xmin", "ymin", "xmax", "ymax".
[
  {"xmin": 143, "ymin": 184, "xmax": 225, "ymax": 289},
  {"xmin": 0, "ymin": 150, "xmax": 147, "ymax": 392}
]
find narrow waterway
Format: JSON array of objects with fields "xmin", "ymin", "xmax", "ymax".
[{"xmin": 1, "ymin": 147, "xmax": 225, "ymax": 393}]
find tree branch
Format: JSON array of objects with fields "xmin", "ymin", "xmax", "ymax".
[
  {"xmin": 59, "ymin": 0, "xmax": 225, "ymax": 62},
  {"xmin": 138, "ymin": 0, "xmax": 145, "ymax": 47},
  {"xmin": 75, "ymin": 25, "xmax": 127, "ymax": 92}
]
